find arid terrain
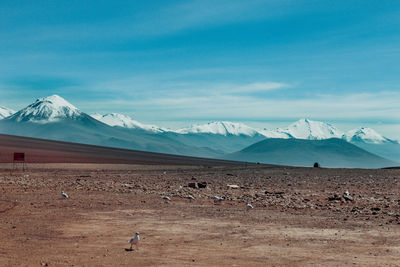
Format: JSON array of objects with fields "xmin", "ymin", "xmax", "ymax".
[{"xmin": 1, "ymin": 162, "xmax": 400, "ymax": 266}]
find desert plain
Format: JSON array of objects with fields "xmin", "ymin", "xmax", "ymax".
[{"xmin": 0, "ymin": 162, "xmax": 399, "ymax": 266}]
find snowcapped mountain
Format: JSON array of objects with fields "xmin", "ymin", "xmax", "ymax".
[
  {"xmin": 277, "ymin": 118, "xmax": 344, "ymax": 140},
  {"xmin": 91, "ymin": 113, "xmax": 164, "ymax": 133},
  {"xmin": 175, "ymin": 121, "xmax": 259, "ymax": 136},
  {"xmin": 344, "ymin": 127, "xmax": 397, "ymax": 144},
  {"xmin": 8, "ymin": 95, "xmax": 82, "ymax": 123},
  {"xmin": 0, "ymin": 106, "xmax": 15, "ymax": 119}
]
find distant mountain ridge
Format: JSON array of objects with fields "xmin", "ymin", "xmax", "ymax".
[
  {"xmin": 0, "ymin": 94, "xmax": 398, "ymax": 165},
  {"xmin": 223, "ymin": 138, "xmax": 396, "ymax": 168},
  {"xmin": 2, "ymin": 95, "xmax": 396, "ymax": 144},
  {"xmin": 93, "ymin": 113, "xmax": 397, "ymax": 145}
]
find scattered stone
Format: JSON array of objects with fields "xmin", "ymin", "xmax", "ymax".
[
  {"xmin": 328, "ymin": 194, "xmax": 342, "ymax": 201},
  {"xmin": 264, "ymin": 191, "xmax": 284, "ymax": 195},
  {"xmin": 186, "ymin": 195, "xmax": 195, "ymax": 200},
  {"xmin": 197, "ymin": 182, "xmax": 207, "ymax": 188},
  {"xmin": 188, "ymin": 182, "xmax": 198, "ymax": 189},
  {"xmin": 343, "ymin": 195, "xmax": 353, "ymax": 202},
  {"xmin": 227, "ymin": 184, "xmax": 240, "ymax": 189},
  {"xmin": 351, "ymin": 207, "xmax": 360, "ymax": 213},
  {"xmin": 161, "ymin": 196, "xmax": 171, "ymax": 201}
]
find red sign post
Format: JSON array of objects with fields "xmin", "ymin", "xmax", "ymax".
[
  {"xmin": 13, "ymin": 153, "xmax": 25, "ymax": 162},
  {"xmin": 13, "ymin": 152, "xmax": 26, "ymax": 171}
]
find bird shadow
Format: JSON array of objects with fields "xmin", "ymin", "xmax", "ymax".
[{"xmin": 125, "ymin": 248, "xmax": 134, "ymax": 252}]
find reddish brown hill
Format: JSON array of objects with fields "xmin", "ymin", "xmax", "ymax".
[{"xmin": 0, "ymin": 134, "xmax": 253, "ymax": 166}]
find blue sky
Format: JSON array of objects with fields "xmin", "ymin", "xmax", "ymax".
[{"xmin": 0, "ymin": 0, "xmax": 399, "ymax": 138}]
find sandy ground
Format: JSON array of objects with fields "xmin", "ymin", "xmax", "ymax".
[{"xmin": 1, "ymin": 164, "xmax": 400, "ymax": 266}]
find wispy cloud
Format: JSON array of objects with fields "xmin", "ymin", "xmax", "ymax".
[
  {"xmin": 132, "ymin": 0, "xmax": 283, "ymax": 37},
  {"xmin": 233, "ymin": 82, "xmax": 287, "ymax": 93}
]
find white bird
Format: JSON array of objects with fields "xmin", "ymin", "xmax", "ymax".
[
  {"xmin": 187, "ymin": 195, "xmax": 195, "ymax": 200},
  {"xmin": 246, "ymin": 203, "xmax": 254, "ymax": 209},
  {"xmin": 213, "ymin": 196, "xmax": 223, "ymax": 202},
  {"xmin": 344, "ymin": 190, "xmax": 350, "ymax": 197},
  {"xmin": 161, "ymin": 196, "xmax": 171, "ymax": 201},
  {"xmin": 129, "ymin": 232, "xmax": 140, "ymax": 251},
  {"xmin": 61, "ymin": 191, "xmax": 69, "ymax": 198}
]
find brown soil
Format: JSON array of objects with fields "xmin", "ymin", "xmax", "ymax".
[{"xmin": 1, "ymin": 163, "xmax": 399, "ymax": 266}]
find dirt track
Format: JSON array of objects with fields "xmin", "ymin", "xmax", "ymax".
[{"xmin": 1, "ymin": 163, "xmax": 399, "ymax": 266}]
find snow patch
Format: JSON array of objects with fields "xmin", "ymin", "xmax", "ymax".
[
  {"xmin": 258, "ymin": 128, "xmax": 292, "ymax": 139},
  {"xmin": 0, "ymin": 106, "xmax": 15, "ymax": 119},
  {"xmin": 92, "ymin": 113, "xmax": 164, "ymax": 133},
  {"xmin": 175, "ymin": 121, "xmax": 259, "ymax": 136}
]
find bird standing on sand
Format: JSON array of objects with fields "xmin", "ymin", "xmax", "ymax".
[
  {"xmin": 129, "ymin": 232, "xmax": 140, "ymax": 250},
  {"xmin": 246, "ymin": 203, "xmax": 254, "ymax": 209},
  {"xmin": 161, "ymin": 196, "xmax": 171, "ymax": 201},
  {"xmin": 344, "ymin": 190, "xmax": 350, "ymax": 197},
  {"xmin": 61, "ymin": 191, "xmax": 69, "ymax": 198},
  {"xmin": 213, "ymin": 196, "xmax": 223, "ymax": 202}
]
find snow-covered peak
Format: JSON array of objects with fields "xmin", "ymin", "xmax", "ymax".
[
  {"xmin": 278, "ymin": 118, "xmax": 344, "ymax": 140},
  {"xmin": 8, "ymin": 95, "xmax": 82, "ymax": 123},
  {"xmin": 344, "ymin": 127, "xmax": 395, "ymax": 144},
  {"xmin": 175, "ymin": 121, "xmax": 259, "ymax": 136},
  {"xmin": 91, "ymin": 113, "xmax": 163, "ymax": 133},
  {"xmin": 0, "ymin": 106, "xmax": 15, "ymax": 119}
]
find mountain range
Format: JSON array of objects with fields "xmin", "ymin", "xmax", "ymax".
[
  {"xmin": 224, "ymin": 138, "xmax": 396, "ymax": 168},
  {"xmin": 93, "ymin": 112, "xmax": 398, "ymax": 145},
  {"xmin": 90, "ymin": 109, "xmax": 399, "ymax": 163},
  {"xmin": 0, "ymin": 95, "xmax": 398, "ymax": 167}
]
